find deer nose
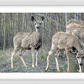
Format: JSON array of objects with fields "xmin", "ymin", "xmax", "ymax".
[
  {"xmin": 37, "ymin": 27, "xmax": 39, "ymax": 29},
  {"xmin": 80, "ymin": 63, "xmax": 83, "ymax": 66}
]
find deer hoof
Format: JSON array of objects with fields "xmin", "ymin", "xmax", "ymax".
[
  {"xmin": 11, "ymin": 66, "xmax": 13, "ymax": 68},
  {"xmin": 77, "ymin": 70, "xmax": 81, "ymax": 73},
  {"xmin": 45, "ymin": 68, "xmax": 48, "ymax": 72},
  {"xmin": 32, "ymin": 65, "xmax": 34, "ymax": 68},
  {"xmin": 45, "ymin": 67, "xmax": 49, "ymax": 71},
  {"xmin": 36, "ymin": 64, "xmax": 38, "ymax": 67}
]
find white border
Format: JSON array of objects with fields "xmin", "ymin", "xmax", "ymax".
[
  {"xmin": 1, "ymin": 73, "xmax": 84, "ymax": 79},
  {"xmin": 0, "ymin": 6, "xmax": 84, "ymax": 79},
  {"xmin": 0, "ymin": 0, "xmax": 84, "ymax": 6},
  {"xmin": 0, "ymin": 6, "xmax": 84, "ymax": 12}
]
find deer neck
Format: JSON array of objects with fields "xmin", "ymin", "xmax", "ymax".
[
  {"xmin": 36, "ymin": 30, "xmax": 42, "ymax": 40},
  {"xmin": 74, "ymin": 38, "xmax": 82, "ymax": 51},
  {"xmin": 75, "ymin": 45, "xmax": 82, "ymax": 52}
]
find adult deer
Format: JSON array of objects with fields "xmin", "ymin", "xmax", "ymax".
[
  {"xmin": 45, "ymin": 32, "xmax": 84, "ymax": 73},
  {"xmin": 11, "ymin": 16, "xmax": 44, "ymax": 68},
  {"xmin": 66, "ymin": 19, "xmax": 84, "ymax": 44}
]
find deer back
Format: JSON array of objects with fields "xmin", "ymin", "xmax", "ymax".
[
  {"xmin": 66, "ymin": 19, "xmax": 84, "ymax": 27},
  {"xmin": 52, "ymin": 32, "xmax": 75, "ymax": 49},
  {"xmin": 66, "ymin": 19, "xmax": 84, "ymax": 43}
]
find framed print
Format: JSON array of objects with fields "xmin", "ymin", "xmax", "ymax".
[{"xmin": 0, "ymin": 0, "xmax": 84, "ymax": 81}]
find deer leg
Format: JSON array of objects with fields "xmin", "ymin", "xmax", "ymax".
[
  {"xmin": 11, "ymin": 48, "xmax": 19, "ymax": 68},
  {"xmin": 55, "ymin": 51, "xmax": 60, "ymax": 72},
  {"xmin": 65, "ymin": 48, "xmax": 70, "ymax": 72},
  {"xmin": 19, "ymin": 49, "xmax": 27, "ymax": 68},
  {"xmin": 31, "ymin": 47, "xmax": 35, "ymax": 68},
  {"xmin": 36, "ymin": 50, "xmax": 38, "ymax": 67},
  {"xmin": 76, "ymin": 57, "xmax": 82, "ymax": 73},
  {"xmin": 79, "ymin": 65, "xmax": 82, "ymax": 73},
  {"xmin": 45, "ymin": 49, "xmax": 54, "ymax": 71}
]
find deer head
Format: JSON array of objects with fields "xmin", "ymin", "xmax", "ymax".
[
  {"xmin": 76, "ymin": 50, "xmax": 84, "ymax": 67},
  {"xmin": 31, "ymin": 16, "xmax": 44, "ymax": 32}
]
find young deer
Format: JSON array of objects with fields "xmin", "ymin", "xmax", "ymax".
[
  {"xmin": 11, "ymin": 16, "xmax": 44, "ymax": 68},
  {"xmin": 45, "ymin": 32, "xmax": 84, "ymax": 73}
]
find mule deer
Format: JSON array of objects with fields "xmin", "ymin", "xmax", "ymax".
[
  {"xmin": 66, "ymin": 19, "xmax": 84, "ymax": 44},
  {"xmin": 11, "ymin": 16, "xmax": 44, "ymax": 68},
  {"xmin": 45, "ymin": 32, "xmax": 84, "ymax": 73}
]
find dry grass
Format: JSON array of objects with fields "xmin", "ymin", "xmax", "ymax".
[{"xmin": 0, "ymin": 48, "xmax": 83, "ymax": 73}]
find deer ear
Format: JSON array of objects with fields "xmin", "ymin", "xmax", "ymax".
[
  {"xmin": 41, "ymin": 16, "xmax": 44, "ymax": 21},
  {"xmin": 31, "ymin": 16, "xmax": 34, "ymax": 21}
]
